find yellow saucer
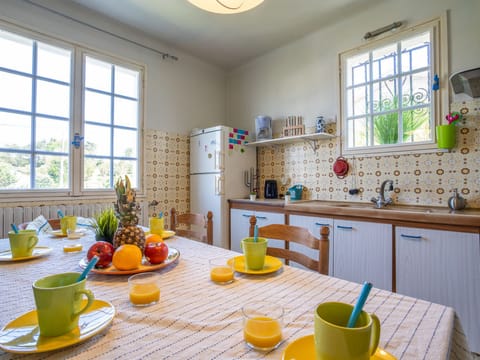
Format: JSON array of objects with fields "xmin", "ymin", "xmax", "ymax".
[
  {"xmin": 282, "ymin": 334, "xmax": 397, "ymax": 360},
  {"xmin": 144, "ymin": 230, "xmax": 175, "ymax": 239},
  {"xmin": 48, "ymin": 229, "xmax": 87, "ymax": 238},
  {"xmin": 0, "ymin": 246, "xmax": 52, "ymax": 262},
  {"xmin": 0, "ymin": 299, "xmax": 115, "ymax": 354},
  {"xmin": 162, "ymin": 230, "xmax": 175, "ymax": 239},
  {"xmin": 227, "ymin": 255, "xmax": 283, "ymax": 275}
]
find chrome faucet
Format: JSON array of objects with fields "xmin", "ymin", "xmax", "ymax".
[{"xmin": 371, "ymin": 179, "xmax": 394, "ymax": 208}]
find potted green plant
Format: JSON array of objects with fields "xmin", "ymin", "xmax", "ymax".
[
  {"xmin": 249, "ymin": 191, "xmax": 257, "ymax": 201},
  {"xmin": 91, "ymin": 208, "xmax": 118, "ymax": 243}
]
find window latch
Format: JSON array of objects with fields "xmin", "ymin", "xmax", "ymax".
[
  {"xmin": 71, "ymin": 133, "xmax": 84, "ymax": 149},
  {"xmin": 432, "ymin": 74, "xmax": 439, "ymax": 91}
]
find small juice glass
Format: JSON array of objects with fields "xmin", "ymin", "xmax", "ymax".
[
  {"xmin": 242, "ymin": 301, "xmax": 283, "ymax": 351},
  {"xmin": 128, "ymin": 272, "xmax": 160, "ymax": 306},
  {"xmin": 209, "ymin": 257, "xmax": 234, "ymax": 284}
]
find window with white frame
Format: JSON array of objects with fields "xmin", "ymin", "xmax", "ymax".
[
  {"xmin": 339, "ymin": 16, "xmax": 448, "ymax": 155},
  {"xmin": 0, "ymin": 25, "xmax": 143, "ymax": 197}
]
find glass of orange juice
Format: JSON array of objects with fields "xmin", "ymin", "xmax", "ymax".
[
  {"xmin": 209, "ymin": 257, "xmax": 234, "ymax": 284},
  {"xmin": 242, "ymin": 301, "xmax": 283, "ymax": 351},
  {"xmin": 128, "ymin": 272, "xmax": 160, "ymax": 306}
]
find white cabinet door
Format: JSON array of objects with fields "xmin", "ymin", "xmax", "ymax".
[
  {"xmin": 396, "ymin": 227, "xmax": 480, "ymax": 354},
  {"xmin": 230, "ymin": 208, "xmax": 255, "ymax": 252},
  {"xmin": 333, "ymin": 219, "xmax": 392, "ymax": 291},
  {"xmin": 230, "ymin": 209, "xmax": 284, "ymax": 253},
  {"xmin": 289, "ymin": 215, "xmax": 334, "ymax": 274}
]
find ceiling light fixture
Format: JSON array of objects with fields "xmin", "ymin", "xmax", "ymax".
[{"xmin": 187, "ymin": 0, "xmax": 264, "ymax": 14}]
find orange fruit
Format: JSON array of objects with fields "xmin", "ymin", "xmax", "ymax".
[
  {"xmin": 112, "ymin": 244, "xmax": 142, "ymax": 271},
  {"xmin": 145, "ymin": 233, "xmax": 164, "ymax": 245}
]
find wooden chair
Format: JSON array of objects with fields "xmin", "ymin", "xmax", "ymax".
[
  {"xmin": 170, "ymin": 208, "xmax": 213, "ymax": 245},
  {"xmin": 249, "ymin": 216, "xmax": 329, "ymax": 275}
]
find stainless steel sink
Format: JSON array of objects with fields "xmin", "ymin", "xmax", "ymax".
[{"xmin": 293, "ymin": 200, "xmax": 448, "ymax": 214}]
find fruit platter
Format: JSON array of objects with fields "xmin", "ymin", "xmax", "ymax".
[
  {"xmin": 79, "ymin": 242, "xmax": 180, "ymax": 275},
  {"xmin": 79, "ymin": 176, "xmax": 180, "ymax": 275}
]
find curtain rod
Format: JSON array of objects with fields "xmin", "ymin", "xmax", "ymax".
[
  {"xmin": 364, "ymin": 21, "xmax": 403, "ymax": 40},
  {"xmin": 23, "ymin": 0, "xmax": 178, "ymax": 61}
]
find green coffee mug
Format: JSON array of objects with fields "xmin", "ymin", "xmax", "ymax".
[
  {"xmin": 241, "ymin": 237, "xmax": 267, "ymax": 270},
  {"xmin": 60, "ymin": 216, "xmax": 77, "ymax": 235},
  {"xmin": 33, "ymin": 272, "xmax": 94, "ymax": 337},
  {"xmin": 314, "ymin": 302, "xmax": 380, "ymax": 360},
  {"xmin": 8, "ymin": 230, "xmax": 38, "ymax": 258}
]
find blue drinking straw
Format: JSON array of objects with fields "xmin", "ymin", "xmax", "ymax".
[
  {"xmin": 57, "ymin": 210, "xmax": 65, "ymax": 218},
  {"xmin": 10, "ymin": 223, "xmax": 19, "ymax": 234},
  {"xmin": 158, "ymin": 211, "xmax": 163, "ymax": 219},
  {"xmin": 77, "ymin": 256, "xmax": 99, "ymax": 282},
  {"xmin": 347, "ymin": 281, "xmax": 373, "ymax": 328},
  {"xmin": 253, "ymin": 225, "xmax": 258, "ymax": 242}
]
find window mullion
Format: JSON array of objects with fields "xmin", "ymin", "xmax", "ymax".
[
  {"xmin": 71, "ymin": 49, "xmax": 83, "ymax": 195},
  {"xmin": 368, "ymin": 52, "xmax": 374, "ymax": 146},
  {"xmin": 30, "ymin": 41, "xmax": 38, "ymax": 189},
  {"xmin": 110, "ymin": 64, "xmax": 115, "ymax": 189},
  {"xmin": 397, "ymin": 42, "xmax": 404, "ymax": 143}
]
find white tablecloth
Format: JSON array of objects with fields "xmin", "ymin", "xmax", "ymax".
[{"xmin": 0, "ymin": 234, "xmax": 472, "ymax": 359}]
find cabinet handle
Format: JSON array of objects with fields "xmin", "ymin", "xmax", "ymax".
[
  {"xmin": 400, "ymin": 234, "xmax": 422, "ymax": 239},
  {"xmin": 336, "ymin": 225, "xmax": 353, "ymax": 230},
  {"xmin": 241, "ymin": 214, "xmax": 267, "ymax": 220},
  {"xmin": 315, "ymin": 222, "xmax": 330, "ymax": 227},
  {"xmin": 241, "ymin": 214, "xmax": 254, "ymax": 218}
]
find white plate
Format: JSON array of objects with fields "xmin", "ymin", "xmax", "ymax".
[{"xmin": 0, "ymin": 246, "xmax": 52, "ymax": 262}]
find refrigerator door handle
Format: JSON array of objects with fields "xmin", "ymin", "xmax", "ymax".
[
  {"xmin": 215, "ymin": 175, "xmax": 225, "ymax": 195},
  {"xmin": 215, "ymin": 150, "xmax": 224, "ymax": 171}
]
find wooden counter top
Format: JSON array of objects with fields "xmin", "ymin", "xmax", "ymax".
[{"xmin": 229, "ymin": 199, "xmax": 480, "ymax": 231}]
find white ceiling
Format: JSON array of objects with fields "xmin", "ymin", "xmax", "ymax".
[{"xmin": 59, "ymin": 0, "xmax": 382, "ymax": 69}]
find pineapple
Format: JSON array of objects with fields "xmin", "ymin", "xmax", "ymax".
[{"xmin": 112, "ymin": 175, "xmax": 145, "ymax": 250}]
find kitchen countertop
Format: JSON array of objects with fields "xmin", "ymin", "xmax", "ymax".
[{"xmin": 229, "ymin": 198, "xmax": 480, "ymax": 229}]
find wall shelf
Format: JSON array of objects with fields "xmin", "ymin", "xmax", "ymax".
[{"xmin": 246, "ymin": 132, "xmax": 335, "ymax": 151}]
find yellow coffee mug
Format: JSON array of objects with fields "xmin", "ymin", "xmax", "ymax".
[
  {"xmin": 149, "ymin": 217, "xmax": 164, "ymax": 236},
  {"xmin": 60, "ymin": 216, "xmax": 77, "ymax": 235},
  {"xmin": 314, "ymin": 302, "xmax": 380, "ymax": 360}
]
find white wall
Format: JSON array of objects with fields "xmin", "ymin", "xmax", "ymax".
[
  {"xmin": 0, "ymin": 0, "xmax": 227, "ymax": 135},
  {"xmin": 227, "ymin": 0, "xmax": 480, "ymax": 133}
]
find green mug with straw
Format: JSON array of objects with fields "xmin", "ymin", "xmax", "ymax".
[{"xmin": 241, "ymin": 237, "xmax": 268, "ymax": 270}]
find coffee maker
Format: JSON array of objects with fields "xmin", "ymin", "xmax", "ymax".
[{"xmin": 264, "ymin": 180, "xmax": 278, "ymax": 199}]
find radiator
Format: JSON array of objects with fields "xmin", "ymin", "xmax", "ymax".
[{"xmin": 0, "ymin": 202, "xmax": 149, "ymax": 238}]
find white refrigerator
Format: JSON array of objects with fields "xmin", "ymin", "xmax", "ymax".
[{"xmin": 190, "ymin": 125, "xmax": 256, "ymax": 249}]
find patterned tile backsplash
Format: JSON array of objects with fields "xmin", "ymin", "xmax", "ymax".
[
  {"xmin": 256, "ymin": 99, "xmax": 480, "ymax": 208},
  {"xmin": 144, "ymin": 131, "xmax": 190, "ymax": 223}
]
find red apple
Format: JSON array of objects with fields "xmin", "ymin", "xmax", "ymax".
[
  {"xmin": 144, "ymin": 242, "xmax": 169, "ymax": 264},
  {"xmin": 87, "ymin": 241, "xmax": 115, "ymax": 268}
]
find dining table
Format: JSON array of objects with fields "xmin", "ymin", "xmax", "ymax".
[{"xmin": 0, "ymin": 231, "xmax": 473, "ymax": 360}]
